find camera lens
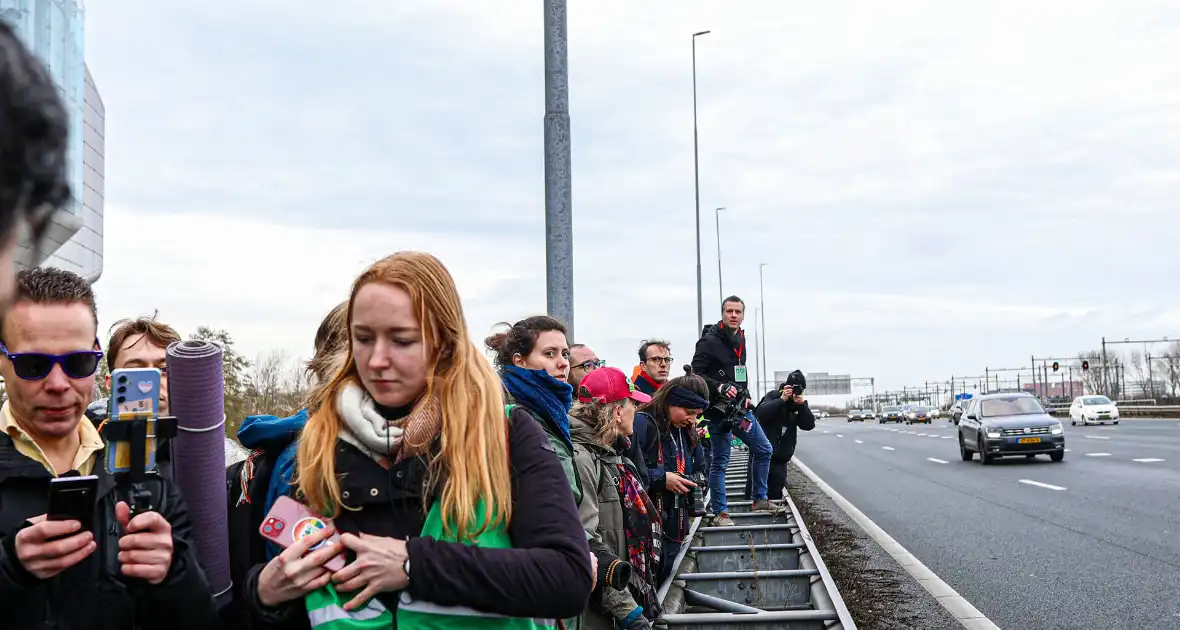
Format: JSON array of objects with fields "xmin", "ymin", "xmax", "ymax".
[{"xmin": 118, "ymin": 375, "xmax": 127, "ymax": 383}]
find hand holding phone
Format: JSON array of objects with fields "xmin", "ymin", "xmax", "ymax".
[
  {"xmin": 14, "ymin": 515, "xmax": 97, "ymax": 580},
  {"xmin": 259, "ymin": 496, "xmax": 346, "ymax": 572}
]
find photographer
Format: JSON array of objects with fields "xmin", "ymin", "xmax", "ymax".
[
  {"xmin": 690, "ymin": 296, "xmax": 776, "ymax": 526},
  {"xmin": 749, "ymin": 371, "xmax": 816, "ymax": 502},
  {"xmin": 635, "ymin": 371, "xmax": 710, "ymax": 584}
]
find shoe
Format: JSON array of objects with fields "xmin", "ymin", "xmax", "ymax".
[
  {"xmin": 712, "ymin": 512, "xmax": 735, "ymax": 527},
  {"xmin": 751, "ymin": 499, "xmax": 787, "ymax": 514}
]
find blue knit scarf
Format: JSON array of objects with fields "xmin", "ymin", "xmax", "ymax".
[{"xmin": 502, "ymin": 365, "xmax": 573, "ymax": 445}]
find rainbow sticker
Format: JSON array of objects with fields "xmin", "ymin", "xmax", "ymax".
[{"xmin": 292, "ymin": 516, "xmax": 329, "ymax": 550}]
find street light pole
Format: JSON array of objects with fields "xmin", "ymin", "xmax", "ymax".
[
  {"xmin": 759, "ymin": 262, "xmax": 768, "ymax": 393},
  {"xmin": 543, "ymin": 0, "xmax": 575, "ymax": 339},
  {"xmin": 692, "ymin": 30, "xmax": 711, "ymax": 336},
  {"xmin": 715, "ymin": 207, "xmax": 725, "ymax": 304}
]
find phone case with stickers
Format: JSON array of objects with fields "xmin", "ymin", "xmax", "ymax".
[
  {"xmin": 260, "ymin": 496, "xmax": 346, "ymax": 571},
  {"xmin": 106, "ymin": 368, "xmax": 162, "ymax": 474}
]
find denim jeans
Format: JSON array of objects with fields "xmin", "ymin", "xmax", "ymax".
[{"xmin": 708, "ymin": 415, "xmax": 772, "ymax": 514}]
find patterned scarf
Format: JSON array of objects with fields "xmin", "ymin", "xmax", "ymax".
[{"xmin": 613, "ymin": 438, "xmax": 663, "ymax": 619}]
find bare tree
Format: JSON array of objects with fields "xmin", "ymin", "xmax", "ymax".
[{"xmin": 246, "ymin": 350, "xmax": 305, "ymax": 419}]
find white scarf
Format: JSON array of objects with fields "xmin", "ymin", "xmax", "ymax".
[{"xmin": 336, "ymin": 382, "xmax": 404, "ymax": 460}]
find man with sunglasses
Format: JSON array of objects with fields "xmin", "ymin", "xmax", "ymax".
[{"xmin": 0, "ymin": 268, "xmax": 218, "ymax": 629}]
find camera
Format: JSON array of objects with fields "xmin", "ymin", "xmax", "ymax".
[
  {"xmin": 589, "ymin": 537, "xmax": 632, "ymax": 594},
  {"xmin": 689, "ymin": 471, "xmax": 709, "ymax": 517}
]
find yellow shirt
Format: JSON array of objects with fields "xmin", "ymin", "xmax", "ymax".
[{"xmin": 1, "ymin": 401, "xmax": 104, "ymax": 476}]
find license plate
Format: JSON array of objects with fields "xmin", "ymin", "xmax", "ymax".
[{"xmin": 1018, "ymin": 437, "xmax": 1041, "ymax": 444}]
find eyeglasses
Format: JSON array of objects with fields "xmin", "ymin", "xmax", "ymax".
[
  {"xmin": 0, "ymin": 341, "xmax": 103, "ymax": 381},
  {"xmin": 646, "ymin": 356, "xmax": 674, "ymax": 366},
  {"xmin": 576, "ymin": 359, "xmax": 606, "ymax": 371}
]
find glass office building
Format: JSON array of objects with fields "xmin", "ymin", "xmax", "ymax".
[{"xmin": 2, "ymin": 0, "xmax": 104, "ymax": 281}]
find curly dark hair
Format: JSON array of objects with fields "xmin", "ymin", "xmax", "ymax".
[
  {"xmin": 0, "ymin": 20, "xmax": 72, "ymax": 253},
  {"xmin": 484, "ymin": 315, "xmax": 568, "ymax": 370}
]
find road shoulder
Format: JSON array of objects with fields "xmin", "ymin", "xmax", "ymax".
[{"xmin": 787, "ymin": 461, "xmax": 980, "ymax": 630}]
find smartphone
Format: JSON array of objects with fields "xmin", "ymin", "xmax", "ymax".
[
  {"xmin": 259, "ymin": 496, "xmax": 346, "ymax": 572},
  {"xmin": 47, "ymin": 475, "xmax": 99, "ymax": 533},
  {"xmin": 106, "ymin": 368, "xmax": 162, "ymax": 474},
  {"xmin": 738, "ymin": 411, "xmax": 754, "ymax": 433}
]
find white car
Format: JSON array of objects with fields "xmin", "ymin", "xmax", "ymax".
[{"xmin": 1069, "ymin": 395, "xmax": 1119, "ymax": 426}]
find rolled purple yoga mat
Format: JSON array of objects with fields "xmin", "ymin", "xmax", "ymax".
[{"xmin": 166, "ymin": 340, "xmax": 231, "ymax": 607}]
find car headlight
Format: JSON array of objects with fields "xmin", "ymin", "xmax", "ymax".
[
  {"xmin": 985, "ymin": 429, "xmax": 1002, "ymax": 438},
  {"xmin": 1050, "ymin": 424, "xmax": 1063, "ymax": 435}
]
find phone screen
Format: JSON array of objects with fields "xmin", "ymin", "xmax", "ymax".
[{"xmin": 47, "ymin": 475, "xmax": 99, "ymax": 533}]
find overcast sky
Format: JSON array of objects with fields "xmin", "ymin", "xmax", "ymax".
[{"xmin": 85, "ymin": 1, "xmax": 1180, "ymax": 397}]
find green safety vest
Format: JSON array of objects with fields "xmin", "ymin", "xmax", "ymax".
[{"xmin": 306, "ymin": 441, "xmax": 566, "ymax": 629}]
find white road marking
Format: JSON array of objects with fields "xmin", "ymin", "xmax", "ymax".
[
  {"xmin": 854, "ymin": 440, "xmax": 864, "ymax": 444},
  {"xmin": 1064, "ymin": 448, "xmax": 1071, "ymax": 452},
  {"xmin": 882, "ymin": 446, "xmax": 896, "ymax": 451},
  {"xmin": 1132, "ymin": 458, "xmax": 1166, "ymax": 463},
  {"xmin": 941, "ymin": 436, "xmax": 954, "ymax": 439},
  {"xmin": 836, "ymin": 434, "xmax": 844, "ymax": 438},
  {"xmin": 916, "ymin": 433, "xmax": 929, "ymax": 436},
  {"xmin": 927, "ymin": 457, "xmax": 948, "ymax": 464},
  {"xmin": 929, "ymin": 434, "xmax": 940, "ymax": 438},
  {"xmin": 1086, "ymin": 452, "xmax": 1112, "ymax": 457},
  {"xmin": 1084, "ymin": 435, "xmax": 1111, "ymax": 440},
  {"xmin": 793, "ymin": 459, "xmax": 1001, "ymax": 628},
  {"xmin": 822, "ymin": 430, "xmax": 830, "ymax": 434},
  {"xmin": 1019, "ymin": 479, "xmax": 1067, "ymax": 491}
]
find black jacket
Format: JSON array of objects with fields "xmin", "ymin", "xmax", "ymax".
[
  {"xmin": 636, "ymin": 413, "xmax": 706, "ymax": 542},
  {"xmin": 245, "ymin": 409, "xmax": 592, "ymax": 628},
  {"xmin": 755, "ymin": 390, "xmax": 816, "ymax": 463},
  {"xmin": 0, "ymin": 434, "xmax": 219, "ymax": 630},
  {"xmin": 690, "ymin": 323, "xmax": 751, "ymax": 421}
]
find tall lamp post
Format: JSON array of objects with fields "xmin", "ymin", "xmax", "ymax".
[
  {"xmin": 759, "ymin": 262, "xmax": 768, "ymax": 395},
  {"xmin": 543, "ymin": 0, "xmax": 575, "ymax": 338},
  {"xmin": 692, "ymin": 29, "xmax": 711, "ymax": 335},
  {"xmin": 715, "ymin": 207, "xmax": 726, "ymax": 304}
]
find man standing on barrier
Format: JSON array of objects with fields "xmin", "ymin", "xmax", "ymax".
[
  {"xmin": 0, "ymin": 268, "xmax": 218, "ymax": 629},
  {"xmin": 747, "ymin": 370, "xmax": 816, "ymax": 502},
  {"xmin": 690, "ymin": 296, "xmax": 777, "ymax": 526}
]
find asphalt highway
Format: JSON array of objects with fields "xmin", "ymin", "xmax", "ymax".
[{"xmin": 793, "ymin": 417, "xmax": 1180, "ymax": 630}]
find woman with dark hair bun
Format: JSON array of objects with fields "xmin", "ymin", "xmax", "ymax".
[
  {"xmin": 635, "ymin": 373, "xmax": 710, "ymax": 583},
  {"xmin": 484, "ymin": 316, "xmax": 581, "ymax": 503}
]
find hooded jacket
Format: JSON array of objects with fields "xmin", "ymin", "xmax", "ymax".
[
  {"xmin": 569, "ymin": 416, "xmax": 641, "ymax": 630},
  {"xmin": 755, "ymin": 388, "xmax": 816, "ymax": 462}
]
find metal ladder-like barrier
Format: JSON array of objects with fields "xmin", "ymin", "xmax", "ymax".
[{"xmin": 656, "ymin": 448, "xmax": 856, "ymax": 629}]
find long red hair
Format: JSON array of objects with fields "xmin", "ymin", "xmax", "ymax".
[{"xmin": 294, "ymin": 252, "xmax": 511, "ymax": 540}]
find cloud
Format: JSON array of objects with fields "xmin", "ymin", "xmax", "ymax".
[{"xmin": 85, "ymin": 0, "xmax": 1180, "ymax": 395}]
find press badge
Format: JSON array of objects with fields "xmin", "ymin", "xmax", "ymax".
[{"xmin": 733, "ymin": 366, "xmax": 748, "ymax": 383}]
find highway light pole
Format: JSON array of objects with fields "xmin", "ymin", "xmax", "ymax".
[
  {"xmin": 715, "ymin": 207, "xmax": 725, "ymax": 305},
  {"xmin": 759, "ymin": 262, "xmax": 768, "ymax": 396},
  {"xmin": 691, "ymin": 30, "xmax": 711, "ymax": 336},
  {"xmin": 543, "ymin": 0, "xmax": 575, "ymax": 339},
  {"xmin": 753, "ymin": 306, "xmax": 761, "ymax": 397}
]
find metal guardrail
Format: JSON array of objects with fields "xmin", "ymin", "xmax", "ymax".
[
  {"xmin": 657, "ymin": 450, "xmax": 856, "ymax": 629},
  {"xmin": 1047, "ymin": 405, "xmax": 1180, "ymax": 417}
]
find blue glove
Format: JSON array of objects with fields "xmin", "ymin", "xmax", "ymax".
[{"xmin": 621, "ymin": 607, "xmax": 650, "ymax": 630}]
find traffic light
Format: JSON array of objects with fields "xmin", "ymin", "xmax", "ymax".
[
  {"xmin": 1082, "ymin": 360, "xmax": 1090, "ymax": 371},
  {"xmin": 1052, "ymin": 361, "xmax": 1060, "ymax": 372}
]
